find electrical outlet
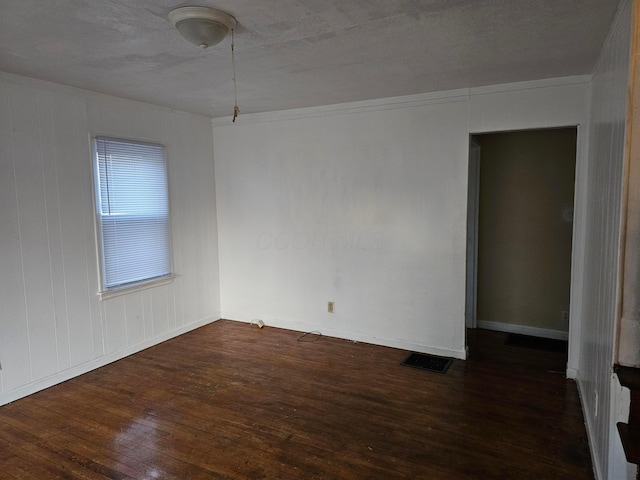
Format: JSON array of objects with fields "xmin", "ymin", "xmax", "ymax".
[
  {"xmin": 328, "ymin": 301, "xmax": 334, "ymax": 313},
  {"xmin": 562, "ymin": 310, "xmax": 569, "ymax": 323}
]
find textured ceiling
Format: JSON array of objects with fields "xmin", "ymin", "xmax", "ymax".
[{"xmin": 0, "ymin": 0, "xmax": 621, "ymax": 117}]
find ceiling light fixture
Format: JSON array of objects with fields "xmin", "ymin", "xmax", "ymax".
[
  {"xmin": 168, "ymin": 6, "xmax": 236, "ymax": 49},
  {"xmin": 168, "ymin": 6, "xmax": 240, "ymax": 122}
]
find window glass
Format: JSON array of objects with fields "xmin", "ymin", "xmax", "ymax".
[{"xmin": 93, "ymin": 137, "xmax": 172, "ymax": 290}]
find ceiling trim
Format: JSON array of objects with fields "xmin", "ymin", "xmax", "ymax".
[
  {"xmin": 469, "ymin": 75, "xmax": 592, "ymax": 95},
  {"xmin": 212, "ymin": 75, "xmax": 593, "ymax": 128},
  {"xmin": 212, "ymin": 89, "xmax": 470, "ymax": 127}
]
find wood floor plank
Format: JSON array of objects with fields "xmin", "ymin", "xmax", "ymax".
[{"xmin": 0, "ymin": 321, "xmax": 593, "ymax": 479}]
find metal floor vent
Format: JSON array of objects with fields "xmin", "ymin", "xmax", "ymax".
[{"xmin": 401, "ymin": 352, "xmax": 453, "ymax": 374}]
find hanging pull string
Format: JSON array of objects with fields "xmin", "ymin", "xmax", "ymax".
[{"xmin": 231, "ymin": 28, "xmax": 239, "ymax": 122}]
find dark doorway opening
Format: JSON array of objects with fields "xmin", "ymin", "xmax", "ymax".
[{"xmin": 466, "ymin": 128, "xmax": 577, "ymax": 359}]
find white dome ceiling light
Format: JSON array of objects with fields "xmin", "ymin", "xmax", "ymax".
[
  {"xmin": 168, "ymin": 6, "xmax": 240, "ymax": 122},
  {"xmin": 168, "ymin": 6, "xmax": 236, "ymax": 49}
]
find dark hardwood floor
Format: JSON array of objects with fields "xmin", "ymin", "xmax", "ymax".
[{"xmin": 0, "ymin": 321, "xmax": 593, "ymax": 479}]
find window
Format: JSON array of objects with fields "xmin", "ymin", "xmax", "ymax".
[{"xmin": 93, "ymin": 136, "xmax": 172, "ymax": 295}]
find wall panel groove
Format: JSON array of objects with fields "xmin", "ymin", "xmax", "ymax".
[
  {"xmin": 0, "ymin": 76, "xmax": 220, "ymax": 406},
  {"xmin": 578, "ymin": 1, "xmax": 633, "ymax": 478}
]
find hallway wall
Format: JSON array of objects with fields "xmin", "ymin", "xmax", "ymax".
[{"xmin": 476, "ymin": 129, "xmax": 577, "ymax": 338}]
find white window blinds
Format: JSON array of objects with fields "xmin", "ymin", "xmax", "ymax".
[{"xmin": 94, "ymin": 137, "xmax": 172, "ymax": 290}]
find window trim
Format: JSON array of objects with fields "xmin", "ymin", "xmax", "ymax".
[
  {"xmin": 90, "ymin": 134, "xmax": 175, "ymax": 300},
  {"xmin": 97, "ymin": 274, "xmax": 176, "ymax": 301}
]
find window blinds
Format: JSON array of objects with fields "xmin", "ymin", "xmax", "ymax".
[{"xmin": 94, "ymin": 137, "xmax": 172, "ymax": 289}]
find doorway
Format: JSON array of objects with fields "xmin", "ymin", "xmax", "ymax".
[{"xmin": 465, "ymin": 128, "xmax": 577, "ymax": 344}]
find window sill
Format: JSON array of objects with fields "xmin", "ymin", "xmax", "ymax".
[{"xmin": 98, "ymin": 275, "xmax": 176, "ymax": 301}]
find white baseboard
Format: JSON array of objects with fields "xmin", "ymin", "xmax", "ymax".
[
  {"xmin": 0, "ymin": 316, "xmax": 220, "ymax": 407},
  {"xmin": 221, "ymin": 313, "xmax": 467, "ymax": 360},
  {"xmin": 577, "ymin": 379, "xmax": 603, "ymax": 480},
  {"xmin": 566, "ymin": 367, "xmax": 578, "ymax": 379},
  {"xmin": 477, "ymin": 320, "xmax": 569, "ymax": 340}
]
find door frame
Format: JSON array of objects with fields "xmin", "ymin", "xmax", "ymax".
[
  {"xmin": 464, "ymin": 126, "xmax": 584, "ymax": 379},
  {"xmin": 465, "ymin": 137, "xmax": 481, "ymax": 329}
]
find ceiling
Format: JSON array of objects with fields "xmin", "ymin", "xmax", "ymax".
[{"xmin": 0, "ymin": 0, "xmax": 621, "ymax": 117}]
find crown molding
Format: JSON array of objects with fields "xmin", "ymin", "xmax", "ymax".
[{"xmin": 212, "ymin": 75, "xmax": 592, "ymax": 127}]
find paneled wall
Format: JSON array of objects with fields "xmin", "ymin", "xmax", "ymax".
[
  {"xmin": 0, "ymin": 74, "xmax": 220, "ymax": 405},
  {"xmin": 578, "ymin": 0, "xmax": 633, "ymax": 478}
]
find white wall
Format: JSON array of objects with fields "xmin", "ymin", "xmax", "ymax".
[
  {"xmin": 214, "ymin": 92, "xmax": 470, "ymax": 358},
  {"xmin": 0, "ymin": 73, "xmax": 220, "ymax": 405},
  {"xmin": 213, "ymin": 78, "xmax": 588, "ymax": 360},
  {"xmin": 576, "ymin": 1, "xmax": 635, "ymax": 479}
]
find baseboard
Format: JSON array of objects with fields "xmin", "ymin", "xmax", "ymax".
[
  {"xmin": 221, "ymin": 314, "xmax": 467, "ymax": 360},
  {"xmin": 477, "ymin": 320, "xmax": 569, "ymax": 340},
  {"xmin": 577, "ymin": 378, "xmax": 604, "ymax": 480},
  {"xmin": 566, "ymin": 367, "xmax": 579, "ymax": 379},
  {"xmin": 0, "ymin": 316, "xmax": 220, "ymax": 407}
]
